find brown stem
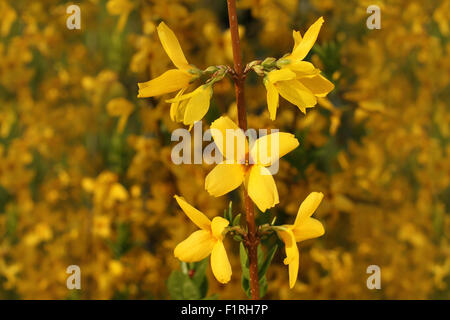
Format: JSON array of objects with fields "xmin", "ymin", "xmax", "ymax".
[
  {"xmin": 226, "ymin": 0, "xmax": 247, "ymax": 131},
  {"xmin": 226, "ymin": 0, "xmax": 259, "ymax": 300}
]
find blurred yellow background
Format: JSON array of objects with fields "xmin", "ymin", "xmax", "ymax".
[{"xmin": 0, "ymin": 0, "xmax": 449, "ymax": 299}]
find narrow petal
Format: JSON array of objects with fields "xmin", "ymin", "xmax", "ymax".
[
  {"xmin": 290, "ymin": 17, "xmax": 324, "ymax": 61},
  {"xmin": 285, "ymin": 61, "xmax": 319, "ymax": 77},
  {"xmin": 292, "ymin": 217, "xmax": 325, "ymax": 242},
  {"xmin": 211, "ymin": 217, "xmax": 229, "ymax": 240},
  {"xmin": 247, "ymin": 165, "xmax": 280, "ymax": 212},
  {"xmin": 264, "ymin": 79, "xmax": 279, "ymax": 120},
  {"xmin": 275, "ymin": 79, "xmax": 317, "ymax": 113},
  {"xmin": 210, "ymin": 241, "xmax": 232, "ymax": 284},
  {"xmin": 288, "ymin": 250, "xmax": 300, "ymax": 289},
  {"xmin": 205, "ymin": 162, "xmax": 244, "ymax": 197},
  {"xmin": 299, "ymin": 74, "xmax": 335, "ymax": 97},
  {"xmin": 294, "ymin": 192, "xmax": 324, "ymax": 226},
  {"xmin": 157, "ymin": 22, "xmax": 189, "ymax": 70},
  {"xmin": 174, "ymin": 195, "xmax": 211, "ymax": 230},
  {"xmin": 292, "ymin": 30, "xmax": 302, "ymax": 51},
  {"xmin": 250, "ymin": 132, "xmax": 299, "ymax": 167},
  {"xmin": 170, "ymin": 88, "xmax": 187, "ymax": 121},
  {"xmin": 183, "ymin": 85, "xmax": 213, "ymax": 125},
  {"xmin": 277, "ymin": 228, "xmax": 299, "ymax": 289},
  {"xmin": 174, "ymin": 230, "xmax": 215, "ymax": 262},
  {"xmin": 210, "ymin": 116, "xmax": 248, "ymax": 162},
  {"xmin": 267, "ymin": 69, "xmax": 296, "ymax": 83},
  {"xmin": 138, "ymin": 69, "xmax": 191, "ymax": 98},
  {"xmin": 166, "ymin": 86, "xmax": 201, "ymax": 103}
]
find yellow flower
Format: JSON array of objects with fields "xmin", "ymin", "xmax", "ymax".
[
  {"xmin": 138, "ymin": 22, "xmax": 197, "ymax": 98},
  {"xmin": 276, "ymin": 192, "xmax": 325, "ymax": 288},
  {"xmin": 205, "ymin": 116, "xmax": 299, "ymax": 212},
  {"xmin": 264, "ymin": 17, "xmax": 334, "ymax": 119},
  {"xmin": 173, "ymin": 195, "xmax": 232, "ymax": 284},
  {"xmin": 106, "ymin": 97, "xmax": 134, "ymax": 133},
  {"xmin": 0, "ymin": 0, "xmax": 17, "ymax": 37},
  {"xmin": 167, "ymin": 84, "xmax": 213, "ymax": 126},
  {"xmin": 106, "ymin": 0, "xmax": 134, "ymax": 32}
]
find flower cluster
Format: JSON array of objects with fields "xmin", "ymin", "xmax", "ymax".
[
  {"xmin": 136, "ymin": 18, "xmax": 332, "ymax": 291},
  {"xmin": 0, "ymin": 0, "xmax": 448, "ymax": 300}
]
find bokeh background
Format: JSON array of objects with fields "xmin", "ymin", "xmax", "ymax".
[{"xmin": 0, "ymin": 0, "xmax": 449, "ymax": 299}]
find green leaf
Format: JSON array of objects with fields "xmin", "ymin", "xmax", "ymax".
[
  {"xmin": 192, "ymin": 258, "xmax": 209, "ymax": 298},
  {"xmin": 257, "ymin": 245, "xmax": 265, "ymax": 267},
  {"xmin": 224, "ymin": 201, "xmax": 233, "ymax": 222},
  {"xmin": 167, "ymin": 271, "xmax": 185, "ymax": 300},
  {"xmin": 258, "ymin": 244, "xmax": 278, "ymax": 279},
  {"xmin": 167, "ymin": 270, "xmax": 201, "ymax": 300},
  {"xmin": 241, "ymin": 274, "xmax": 250, "ymax": 298},
  {"xmin": 232, "ymin": 213, "xmax": 241, "ymax": 226},
  {"xmin": 241, "ymin": 274, "xmax": 269, "ymax": 299},
  {"xmin": 239, "ymin": 242, "xmax": 250, "ymax": 280},
  {"xmin": 240, "ymin": 243, "xmax": 277, "ymax": 298},
  {"xmin": 191, "ymin": 258, "xmax": 208, "ymax": 286},
  {"xmin": 259, "ymin": 276, "xmax": 268, "ymax": 298},
  {"xmin": 182, "ymin": 277, "xmax": 201, "ymax": 300}
]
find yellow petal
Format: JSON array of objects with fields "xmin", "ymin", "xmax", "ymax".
[
  {"xmin": 277, "ymin": 228, "xmax": 299, "ymax": 289},
  {"xmin": 285, "ymin": 61, "xmax": 318, "ymax": 77},
  {"xmin": 157, "ymin": 22, "xmax": 190, "ymax": 70},
  {"xmin": 288, "ymin": 249, "xmax": 299, "ymax": 289},
  {"xmin": 138, "ymin": 69, "xmax": 192, "ymax": 98},
  {"xmin": 247, "ymin": 165, "xmax": 279, "ymax": 212},
  {"xmin": 267, "ymin": 69, "xmax": 296, "ymax": 83},
  {"xmin": 294, "ymin": 192, "xmax": 324, "ymax": 226},
  {"xmin": 117, "ymin": 115, "xmax": 129, "ymax": 133},
  {"xmin": 299, "ymin": 74, "xmax": 334, "ymax": 97},
  {"xmin": 170, "ymin": 88, "xmax": 187, "ymax": 121},
  {"xmin": 210, "ymin": 241, "xmax": 232, "ymax": 284},
  {"xmin": 292, "ymin": 218, "xmax": 325, "ymax": 242},
  {"xmin": 275, "ymin": 79, "xmax": 317, "ymax": 113},
  {"xmin": 166, "ymin": 86, "xmax": 201, "ymax": 103},
  {"xmin": 250, "ymin": 132, "xmax": 299, "ymax": 167},
  {"xmin": 211, "ymin": 217, "xmax": 229, "ymax": 240},
  {"xmin": 292, "ymin": 30, "xmax": 302, "ymax": 51},
  {"xmin": 290, "ymin": 17, "xmax": 324, "ymax": 61},
  {"xmin": 205, "ymin": 162, "xmax": 244, "ymax": 197},
  {"xmin": 106, "ymin": 97, "xmax": 134, "ymax": 116},
  {"xmin": 183, "ymin": 85, "xmax": 213, "ymax": 125},
  {"xmin": 174, "ymin": 230, "xmax": 215, "ymax": 262},
  {"xmin": 174, "ymin": 195, "xmax": 211, "ymax": 230},
  {"xmin": 210, "ymin": 116, "xmax": 248, "ymax": 162},
  {"xmin": 264, "ymin": 79, "xmax": 279, "ymax": 120}
]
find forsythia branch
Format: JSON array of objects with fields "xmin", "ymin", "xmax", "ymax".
[{"xmin": 226, "ymin": 0, "xmax": 260, "ymax": 299}]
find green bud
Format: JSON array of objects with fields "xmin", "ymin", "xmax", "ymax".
[
  {"xmin": 232, "ymin": 213, "xmax": 241, "ymax": 226},
  {"xmin": 261, "ymin": 57, "xmax": 276, "ymax": 68},
  {"xmin": 252, "ymin": 65, "xmax": 265, "ymax": 76},
  {"xmin": 276, "ymin": 59, "xmax": 291, "ymax": 68},
  {"xmin": 204, "ymin": 66, "xmax": 219, "ymax": 73},
  {"xmin": 246, "ymin": 60, "xmax": 261, "ymax": 68}
]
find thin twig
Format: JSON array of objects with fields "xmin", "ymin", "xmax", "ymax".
[{"xmin": 226, "ymin": 0, "xmax": 260, "ymax": 300}]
